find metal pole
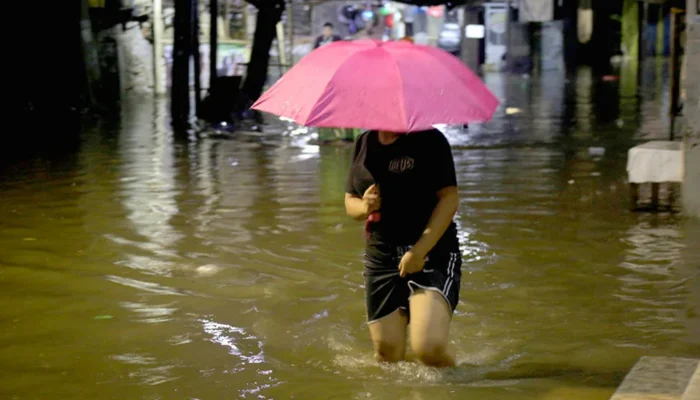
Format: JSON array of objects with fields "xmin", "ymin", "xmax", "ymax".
[
  {"xmin": 640, "ymin": 0, "xmax": 648, "ymax": 62},
  {"xmin": 224, "ymin": 0, "xmax": 231, "ymax": 39},
  {"xmin": 192, "ymin": 0, "xmax": 202, "ymax": 116},
  {"xmin": 288, "ymin": 0, "xmax": 294, "ymax": 67},
  {"xmin": 80, "ymin": 0, "xmax": 100, "ymax": 105},
  {"xmin": 636, "ymin": 0, "xmax": 647, "ymax": 89},
  {"xmin": 669, "ymin": 8, "xmax": 685, "ymax": 141},
  {"xmin": 172, "ymin": 0, "xmax": 192, "ymax": 127},
  {"xmin": 506, "ymin": 0, "xmax": 512, "ymax": 72},
  {"xmin": 276, "ymin": 21, "xmax": 287, "ymax": 75},
  {"xmin": 153, "ymin": 0, "xmax": 165, "ymax": 95},
  {"xmin": 209, "ymin": 0, "xmax": 218, "ymax": 92}
]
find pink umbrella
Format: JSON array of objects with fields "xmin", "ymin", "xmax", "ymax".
[{"xmin": 252, "ymin": 40, "xmax": 499, "ymax": 132}]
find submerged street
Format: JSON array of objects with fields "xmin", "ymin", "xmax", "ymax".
[{"xmin": 1, "ymin": 65, "xmax": 699, "ymax": 399}]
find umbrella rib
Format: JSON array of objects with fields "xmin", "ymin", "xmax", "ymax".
[
  {"xmin": 304, "ymin": 50, "xmax": 368, "ymax": 127},
  {"xmin": 414, "ymin": 47, "xmax": 498, "ymax": 121},
  {"xmin": 390, "ymin": 53, "xmax": 409, "ymax": 133}
]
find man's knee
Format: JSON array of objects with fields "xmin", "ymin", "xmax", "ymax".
[
  {"xmin": 373, "ymin": 341, "xmax": 403, "ymax": 363},
  {"xmin": 413, "ymin": 340, "xmax": 448, "ymax": 367}
]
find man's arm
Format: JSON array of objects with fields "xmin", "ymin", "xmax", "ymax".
[
  {"xmin": 411, "ymin": 132, "xmax": 459, "ymax": 257},
  {"xmin": 345, "ymin": 184, "xmax": 379, "ymax": 221},
  {"xmin": 345, "ymin": 194, "xmax": 369, "ymax": 221},
  {"xmin": 411, "ymin": 186, "xmax": 459, "ymax": 257}
]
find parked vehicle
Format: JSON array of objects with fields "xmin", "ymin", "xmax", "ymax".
[{"xmin": 437, "ymin": 22, "xmax": 462, "ymax": 56}]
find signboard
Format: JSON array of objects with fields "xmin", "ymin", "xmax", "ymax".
[
  {"xmin": 427, "ymin": 6, "xmax": 444, "ymax": 19},
  {"xmin": 466, "ymin": 24, "xmax": 485, "ymax": 39}
]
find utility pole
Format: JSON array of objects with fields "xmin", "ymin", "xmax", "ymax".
[
  {"xmin": 639, "ymin": 0, "xmax": 649, "ymax": 63},
  {"xmin": 172, "ymin": 0, "xmax": 194, "ymax": 128},
  {"xmin": 242, "ymin": 0, "xmax": 285, "ymax": 104},
  {"xmin": 80, "ymin": 0, "xmax": 101, "ymax": 106},
  {"xmin": 210, "ymin": 0, "xmax": 219, "ymax": 93},
  {"xmin": 288, "ymin": 0, "xmax": 294, "ymax": 67},
  {"xmin": 192, "ymin": 0, "xmax": 202, "ymax": 116},
  {"xmin": 153, "ymin": 0, "xmax": 165, "ymax": 95},
  {"xmin": 506, "ymin": 0, "xmax": 513, "ymax": 72}
]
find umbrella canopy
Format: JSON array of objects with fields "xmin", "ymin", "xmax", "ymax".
[{"xmin": 252, "ymin": 40, "xmax": 499, "ymax": 133}]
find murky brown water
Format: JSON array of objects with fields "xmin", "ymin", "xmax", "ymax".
[{"xmin": 1, "ymin": 65, "xmax": 699, "ymax": 400}]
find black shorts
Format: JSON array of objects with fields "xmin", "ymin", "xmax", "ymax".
[{"xmin": 364, "ymin": 244, "xmax": 462, "ymax": 323}]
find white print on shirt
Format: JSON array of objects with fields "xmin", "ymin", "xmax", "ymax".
[{"xmin": 388, "ymin": 156, "xmax": 415, "ymax": 174}]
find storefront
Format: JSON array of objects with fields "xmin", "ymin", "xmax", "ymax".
[{"xmin": 160, "ymin": 0, "xmax": 252, "ymax": 90}]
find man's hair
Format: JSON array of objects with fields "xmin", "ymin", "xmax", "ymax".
[{"xmin": 323, "ymin": 22, "xmax": 333, "ymax": 29}]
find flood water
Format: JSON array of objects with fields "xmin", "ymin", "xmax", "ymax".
[{"xmin": 1, "ymin": 64, "xmax": 699, "ymax": 400}]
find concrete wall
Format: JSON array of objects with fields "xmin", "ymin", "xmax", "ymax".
[
  {"xmin": 96, "ymin": 22, "xmax": 154, "ymax": 95},
  {"xmin": 289, "ymin": 1, "xmax": 312, "ymax": 37},
  {"xmin": 683, "ymin": 19, "xmax": 700, "ymax": 218},
  {"xmin": 461, "ymin": 6, "xmax": 481, "ymax": 72}
]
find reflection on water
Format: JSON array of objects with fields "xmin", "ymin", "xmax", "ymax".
[
  {"xmin": 116, "ymin": 99, "xmax": 181, "ymax": 276},
  {"xmin": 0, "ymin": 66, "xmax": 699, "ymax": 400},
  {"xmin": 201, "ymin": 319, "xmax": 266, "ymax": 365}
]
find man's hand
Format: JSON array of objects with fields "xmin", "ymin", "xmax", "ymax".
[
  {"xmin": 399, "ymin": 250, "xmax": 426, "ymax": 278},
  {"xmin": 362, "ymin": 184, "xmax": 381, "ymax": 216}
]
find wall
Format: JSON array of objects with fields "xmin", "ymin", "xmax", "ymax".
[
  {"xmin": 95, "ymin": 22, "xmax": 154, "ymax": 95},
  {"xmin": 683, "ymin": 18, "xmax": 700, "ymax": 218},
  {"xmin": 10, "ymin": 0, "xmax": 84, "ymax": 140},
  {"xmin": 461, "ymin": 6, "xmax": 481, "ymax": 72},
  {"xmin": 290, "ymin": 1, "xmax": 312, "ymax": 37}
]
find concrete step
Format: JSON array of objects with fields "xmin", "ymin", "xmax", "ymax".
[
  {"xmin": 682, "ymin": 364, "xmax": 699, "ymax": 400},
  {"xmin": 610, "ymin": 356, "xmax": 699, "ymax": 400}
]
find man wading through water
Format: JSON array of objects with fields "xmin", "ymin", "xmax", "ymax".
[
  {"xmin": 253, "ymin": 40, "xmax": 498, "ymax": 367},
  {"xmin": 345, "ymin": 129, "xmax": 462, "ymax": 367}
]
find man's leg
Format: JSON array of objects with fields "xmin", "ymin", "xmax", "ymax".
[
  {"xmin": 408, "ymin": 290, "xmax": 455, "ymax": 367},
  {"xmin": 368, "ymin": 309, "xmax": 408, "ymax": 363}
]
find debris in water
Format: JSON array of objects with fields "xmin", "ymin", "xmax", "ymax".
[
  {"xmin": 94, "ymin": 315, "xmax": 114, "ymax": 320},
  {"xmin": 588, "ymin": 147, "xmax": 606, "ymax": 157},
  {"xmin": 506, "ymin": 107, "xmax": 522, "ymax": 115}
]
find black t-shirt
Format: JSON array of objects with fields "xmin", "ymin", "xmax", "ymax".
[
  {"xmin": 314, "ymin": 34, "xmax": 342, "ymax": 49},
  {"xmin": 345, "ymin": 130, "xmax": 459, "ymax": 252}
]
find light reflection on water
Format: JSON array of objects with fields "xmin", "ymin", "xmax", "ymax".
[
  {"xmin": 201, "ymin": 319, "xmax": 266, "ymax": 365},
  {"xmin": 0, "ymin": 66, "xmax": 699, "ymax": 400}
]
